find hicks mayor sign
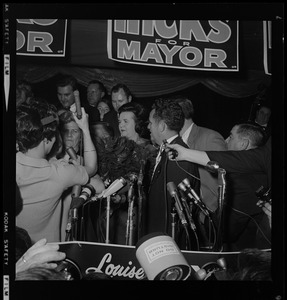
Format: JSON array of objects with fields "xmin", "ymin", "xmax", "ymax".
[{"xmin": 108, "ymin": 20, "xmax": 239, "ymax": 72}]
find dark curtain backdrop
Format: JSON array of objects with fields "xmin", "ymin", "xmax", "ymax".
[{"xmin": 16, "ymin": 64, "xmax": 270, "ymax": 99}]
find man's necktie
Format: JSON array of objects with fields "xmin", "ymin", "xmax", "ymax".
[{"xmin": 151, "ymin": 143, "xmax": 165, "ymax": 179}]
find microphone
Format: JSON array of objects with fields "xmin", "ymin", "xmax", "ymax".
[
  {"xmin": 70, "ymin": 184, "xmax": 96, "ymax": 210},
  {"xmin": 73, "ymin": 90, "xmax": 82, "ymax": 119},
  {"xmin": 205, "ymin": 161, "xmax": 220, "ymax": 173},
  {"xmin": 137, "ymin": 159, "xmax": 146, "ymax": 186},
  {"xmin": 101, "ymin": 177, "xmax": 127, "ymax": 198},
  {"xmin": 66, "ymin": 147, "xmax": 81, "ymax": 198},
  {"xmin": 167, "ymin": 182, "xmax": 188, "ymax": 228},
  {"xmin": 218, "ymin": 168, "xmax": 226, "ymax": 186},
  {"xmin": 181, "ymin": 178, "xmax": 210, "ymax": 217},
  {"xmin": 66, "ymin": 146, "xmax": 78, "ymax": 161},
  {"xmin": 178, "ymin": 187, "xmax": 197, "ymax": 232},
  {"xmin": 128, "ymin": 172, "xmax": 138, "ymax": 183},
  {"xmin": 128, "ymin": 174, "xmax": 137, "ymax": 202},
  {"xmin": 79, "ymin": 184, "xmax": 95, "ymax": 202},
  {"xmin": 163, "ymin": 139, "xmax": 178, "ymax": 159}
]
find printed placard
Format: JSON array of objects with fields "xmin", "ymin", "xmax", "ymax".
[{"xmin": 144, "ymin": 241, "xmax": 179, "ymax": 263}]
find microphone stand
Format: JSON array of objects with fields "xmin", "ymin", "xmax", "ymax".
[
  {"xmin": 126, "ymin": 180, "xmax": 136, "ymax": 246},
  {"xmin": 80, "ymin": 200, "xmax": 91, "ymax": 241},
  {"xmin": 71, "ymin": 208, "xmax": 79, "ymax": 241},
  {"xmin": 65, "ymin": 185, "xmax": 81, "ymax": 241},
  {"xmin": 65, "ymin": 146, "xmax": 82, "ymax": 241},
  {"xmin": 171, "ymin": 206, "xmax": 177, "ymax": 240},
  {"xmin": 137, "ymin": 176, "xmax": 144, "ymax": 241},
  {"xmin": 213, "ymin": 168, "xmax": 226, "ymax": 252},
  {"xmin": 173, "ymin": 196, "xmax": 191, "ymax": 250},
  {"xmin": 179, "ymin": 190, "xmax": 199, "ymax": 251},
  {"xmin": 105, "ymin": 195, "xmax": 111, "ymax": 244}
]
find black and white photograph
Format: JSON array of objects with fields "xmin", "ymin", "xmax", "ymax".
[{"xmin": 3, "ymin": 3, "xmax": 284, "ymax": 299}]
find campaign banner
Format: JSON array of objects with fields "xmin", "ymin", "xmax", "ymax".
[
  {"xmin": 57, "ymin": 241, "xmax": 252, "ymax": 280},
  {"xmin": 16, "ymin": 19, "xmax": 67, "ymax": 57},
  {"xmin": 107, "ymin": 20, "xmax": 239, "ymax": 72}
]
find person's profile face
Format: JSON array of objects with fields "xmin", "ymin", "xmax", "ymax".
[
  {"xmin": 225, "ymin": 125, "xmax": 244, "ymax": 151},
  {"xmin": 118, "ymin": 111, "xmax": 137, "ymax": 140},
  {"xmin": 148, "ymin": 109, "xmax": 160, "ymax": 146},
  {"xmin": 57, "ymin": 85, "xmax": 75, "ymax": 109},
  {"xmin": 62, "ymin": 121, "xmax": 81, "ymax": 152}
]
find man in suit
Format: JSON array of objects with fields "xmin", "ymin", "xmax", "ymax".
[{"xmin": 144, "ymin": 97, "xmax": 200, "ymax": 250}]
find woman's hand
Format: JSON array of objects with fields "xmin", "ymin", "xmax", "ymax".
[
  {"xmin": 16, "ymin": 238, "xmax": 66, "ymax": 273},
  {"xmin": 73, "ymin": 107, "xmax": 89, "ymax": 133}
]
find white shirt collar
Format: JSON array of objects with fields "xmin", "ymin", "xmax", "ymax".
[
  {"xmin": 166, "ymin": 134, "xmax": 179, "ymax": 144},
  {"xmin": 181, "ymin": 123, "xmax": 194, "ymax": 144}
]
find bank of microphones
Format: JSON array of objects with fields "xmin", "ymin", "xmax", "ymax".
[{"xmin": 177, "ymin": 178, "xmax": 210, "ymax": 217}]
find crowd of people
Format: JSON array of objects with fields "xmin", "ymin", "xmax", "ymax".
[{"xmin": 15, "ymin": 74, "xmax": 273, "ymax": 281}]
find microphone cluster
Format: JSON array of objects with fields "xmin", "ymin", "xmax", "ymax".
[
  {"xmin": 167, "ymin": 181, "xmax": 199, "ymax": 250},
  {"xmin": 167, "ymin": 178, "xmax": 210, "ymax": 223},
  {"xmin": 178, "ymin": 178, "xmax": 210, "ymax": 217}
]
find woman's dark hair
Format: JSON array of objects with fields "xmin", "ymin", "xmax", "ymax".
[
  {"xmin": 118, "ymin": 102, "xmax": 148, "ymax": 136},
  {"xmin": 16, "ymin": 98, "xmax": 59, "ymax": 153}
]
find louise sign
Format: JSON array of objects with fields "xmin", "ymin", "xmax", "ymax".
[
  {"xmin": 108, "ymin": 20, "xmax": 239, "ymax": 72},
  {"xmin": 58, "ymin": 241, "xmax": 245, "ymax": 280},
  {"xmin": 16, "ymin": 19, "xmax": 67, "ymax": 57}
]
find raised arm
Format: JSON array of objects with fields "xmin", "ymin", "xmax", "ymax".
[
  {"xmin": 73, "ymin": 107, "xmax": 98, "ymax": 177},
  {"xmin": 166, "ymin": 143, "xmax": 210, "ymax": 166}
]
